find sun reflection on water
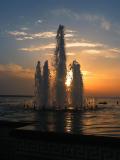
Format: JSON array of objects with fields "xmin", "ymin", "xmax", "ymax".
[{"xmin": 64, "ymin": 113, "xmax": 73, "ymax": 133}]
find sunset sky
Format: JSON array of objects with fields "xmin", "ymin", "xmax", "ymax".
[{"xmin": 0, "ymin": 0, "xmax": 120, "ymax": 96}]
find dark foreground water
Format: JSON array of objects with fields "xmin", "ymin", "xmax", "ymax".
[{"xmin": 0, "ymin": 96, "xmax": 120, "ymax": 137}]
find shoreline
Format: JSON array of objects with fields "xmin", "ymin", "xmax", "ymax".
[{"xmin": 0, "ymin": 120, "xmax": 120, "ymax": 160}]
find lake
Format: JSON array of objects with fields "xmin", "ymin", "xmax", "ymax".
[{"xmin": 0, "ymin": 96, "xmax": 120, "ymax": 137}]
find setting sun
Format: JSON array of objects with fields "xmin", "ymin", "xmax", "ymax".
[{"xmin": 65, "ymin": 70, "xmax": 73, "ymax": 87}]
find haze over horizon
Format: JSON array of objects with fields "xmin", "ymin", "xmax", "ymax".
[{"xmin": 0, "ymin": 0, "xmax": 120, "ymax": 96}]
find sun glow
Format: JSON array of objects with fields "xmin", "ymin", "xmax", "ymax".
[{"xmin": 65, "ymin": 70, "xmax": 73, "ymax": 87}]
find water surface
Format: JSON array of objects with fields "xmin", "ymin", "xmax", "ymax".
[{"xmin": 0, "ymin": 96, "xmax": 120, "ymax": 137}]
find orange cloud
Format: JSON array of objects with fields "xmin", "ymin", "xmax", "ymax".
[
  {"xmin": 0, "ymin": 64, "xmax": 34, "ymax": 79},
  {"xmin": 0, "ymin": 64, "xmax": 35, "ymax": 95},
  {"xmin": 19, "ymin": 41, "xmax": 104, "ymax": 52}
]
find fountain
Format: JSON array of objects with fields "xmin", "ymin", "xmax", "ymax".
[
  {"xmin": 42, "ymin": 60, "xmax": 50, "ymax": 109},
  {"xmin": 35, "ymin": 61, "xmax": 42, "ymax": 109},
  {"xmin": 35, "ymin": 25, "xmax": 84, "ymax": 110},
  {"xmin": 54, "ymin": 25, "xmax": 67, "ymax": 109},
  {"xmin": 70, "ymin": 60, "xmax": 83, "ymax": 109}
]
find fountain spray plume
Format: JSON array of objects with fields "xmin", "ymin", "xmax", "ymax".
[
  {"xmin": 42, "ymin": 60, "xmax": 50, "ymax": 109},
  {"xmin": 35, "ymin": 61, "xmax": 42, "ymax": 109},
  {"xmin": 54, "ymin": 25, "xmax": 67, "ymax": 109},
  {"xmin": 34, "ymin": 25, "xmax": 84, "ymax": 110},
  {"xmin": 71, "ymin": 60, "xmax": 84, "ymax": 109}
]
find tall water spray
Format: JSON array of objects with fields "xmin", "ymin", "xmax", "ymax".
[
  {"xmin": 54, "ymin": 25, "xmax": 67, "ymax": 109},
  {"xmin": 42, "ymin": 60, "xmax": 50, "ymax": 108},
  {"xmin": 35, "ymin": 61, "xmax": 42, "ymax": 108},
  {"xmin": 71, "ymin": 60, "xmax": 83, "ymax": 109},
  {"xmin": 35, "ymin": 25, "xmax": 84, "ymax": 110}
]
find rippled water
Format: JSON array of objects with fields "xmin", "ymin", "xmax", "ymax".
[{"xmin": 0, "ymin": 96, "xmax": 120, "ymax": 137}]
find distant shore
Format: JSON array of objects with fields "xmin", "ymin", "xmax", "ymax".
[{"xmin": 0, "ymin": 95, "xmax": 34, "ymax": 98}]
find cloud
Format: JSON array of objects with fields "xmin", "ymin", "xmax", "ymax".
[
  {"xmin": 65, "ymin": 34, "xmax": 74, "ymax": 38},
  {"xmin": 52, "ymin": 9, "xmax": 111, "ymax": 31},
  {"xmin": 32, "ymin": 32, "xmax": 56, "ymax": 38},
  {"xmin": 101, "ymin": 19, "xmax": 111, "ymax": 31},
  {"xmin": 20, "ymin": 27, "xmax": 29, "ymax": 31},
  {"xmin": 51, "ymin": 8, "xmax": 79, "ymax": 19},
  {"xmin": 19, "ymin": 43, "xmax": 55, "ymax": 52},
  {"xmin": 83, "ymin": 49, "xmax": 101, "ymax": 55},
  {"xmin": 109, "ymin": 48, "xmax": 120, "ymax": 53},
  {"xmin": 8, "ymin": 31, "xmax": 34, "ymax": 40},
  {"xmin": 36, "ymin": 19, "xmax": 43, "ymax": 24},
  {"xmin": 66, "ymin": 42, "xmax": 104, "ymax": 48},
  {"xmin": 8, "ymin": 30, "xmax": 56, "ymax": 40},
  {"xmin": 0, "ymin": 64, "xmax": 34, "ymax": 79},
  {"xmin": 19, "ymin": 41, "xmax": 104, "ymax": 52},
  {"xmin": 82, "ymin": 47, "xmax": 120, "ymax": 59},
  {"xmin": 80, "ymin": 14, "xmax": 111, "ymax": 31},
  {"xmin": 66, "ymin": 52, "xmax": 75, "ymax": 56},
  {"xmin": 8, "ymin": 29, "xmax": 75, "ymax": 40},
  {"xmin": 66, "ymin": 29, "xmax": 76, "ymax": 33},
  {"xmin": 83, "ymin": 14, "xmax": 98, "ymax": 21},
  {"xmin": 8, "ymin": 31, "xmax": 27, "ymax": 36},
  {"xmin": 16, "ymin": 38, "xmax": 25, "ymax": 41},
  {"xmin": 16, "ymin": 36, "xmax": 34, "ymax": 40},
  {"xmin": 0, "ymin": 64, "xmax": 34, "ymax": 95},
  {"xmin": 46, "ymin": 52, "xmax": 75, "ymax": 56},
  {"xmin": 85, "ymin": 15, "xmax": 111, "ymax": 31},
  {"xmin": 104, "ymin": 48, "xmax": 120, "ymax": 58}
]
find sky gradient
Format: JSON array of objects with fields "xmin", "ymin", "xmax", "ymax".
[{"xmin": 0, "ymin": 0, "xmax": 120, "ymax": 96}]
